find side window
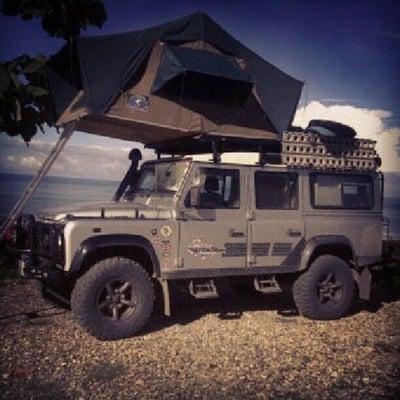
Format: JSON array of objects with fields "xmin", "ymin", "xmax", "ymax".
[
  {"xmin": 185, "ymin": 168, "xmax": 240, "ymax": 209},
  {"xmin": 255, "ymin": 172, "xmax": 298, "ymax": 210},
  {"xmin": 313, "ymin": 175, "xmax": 341, "ymax": 207},
  {"xmin": 311, "ymin": 174, "xmax": 373, "ymax": 209}
]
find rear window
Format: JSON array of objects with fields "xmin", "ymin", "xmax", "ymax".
[
  {"xmin": 255, "ymin": 172, "xmax": 298, "ymax": 209},
  {"xmin": 311, "ymin": 173, "xmax": 373, "ymax": 209}
]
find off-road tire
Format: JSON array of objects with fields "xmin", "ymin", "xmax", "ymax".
[
  {"xmin": 293, "ymin": 255, "xmax": 355, "ymax": 320},
  {"xmin": 71, "ymin": 257, "xmax": 154, "ymax": 340}
]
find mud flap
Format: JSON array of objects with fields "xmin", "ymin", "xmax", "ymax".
[
  {"xmin": 352, "ymin": 268, "xmax": 372, "ymax": 301},
  {"xmin": 159, "ymin": 279, "xmax": 171, "ymax": 316}
]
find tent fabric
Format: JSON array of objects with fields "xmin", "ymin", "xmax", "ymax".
[
  {"xmin": 48, "ymin": 12, "xmax": 303, "ymax": 144},
  {"xmin": 151, "ymin": 46, "xmax": 254, "ymax": 107},
  {"xmin": 151, "ymin": 46, "xmax": 253, "ymax": 93},
  {"xmin": 101, "ymin": 41, "xmax": 277, "ymax": 143}
]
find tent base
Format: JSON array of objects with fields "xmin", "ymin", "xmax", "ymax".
[{"xmin": 146, "ymin": 133, "xmax": 282, "ymax": 156}]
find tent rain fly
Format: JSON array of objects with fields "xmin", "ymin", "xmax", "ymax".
[{"xmin": 47, "ymin": 12, "xmax": 303, "ymax": 154}]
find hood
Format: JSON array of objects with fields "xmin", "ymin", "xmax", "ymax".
[{"xmin": 38, "ymin": 200, "xmax": 174, "ymax": 221}]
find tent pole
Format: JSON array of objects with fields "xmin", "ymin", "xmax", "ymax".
[
  {"xmin": 0, "ymin": 121, "xmax": 76, "ymax": 240},
  {"xmin": 258, "ymin": 145, "xmax": 266, "ymax": 166},
  {"xmin": 211, "ymin": 140, "xmax": 221, "ymax": 164}
]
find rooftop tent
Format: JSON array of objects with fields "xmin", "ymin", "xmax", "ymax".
[
  {"xmin": 47, "ymin": 12, "xmax": 304, "ymax": 153},
  {"xmin": 151, "ymin": 46, "xmax": 254, "ymax": 106}
]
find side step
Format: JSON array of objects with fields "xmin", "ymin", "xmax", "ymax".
[
  {"xmin": 254, "ymin": 276, "xmax": 281, "ymax": 294},
  {"xmin": 189, "ymin": 279, "xmax": 219, "ymax": 299}
]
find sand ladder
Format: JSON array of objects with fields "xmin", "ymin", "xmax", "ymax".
[{"xmin": 0, "ymin": 122, "xmax": 76, "ymax": 240}]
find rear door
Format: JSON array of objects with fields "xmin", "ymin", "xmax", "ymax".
[{"xmin": 250, "ymin": 170, "xmax": 304, "ymax": 267}]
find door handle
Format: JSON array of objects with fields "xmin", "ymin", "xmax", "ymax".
[
  {"xmin": 229, "ymin": 229, "xmax": 245, "ymax": 238},
  {"xmin": 287, "ymin": 229, "xmax": 302, "ymax": 237}
]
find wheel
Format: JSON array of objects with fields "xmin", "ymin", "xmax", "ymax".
[
  {"xmin": 293, "ymin": 255, "xmax": 355, "ymax": 320},
  {"xmin": 71, "ymin": 257, "xmax": 154, "ymax": 340}
]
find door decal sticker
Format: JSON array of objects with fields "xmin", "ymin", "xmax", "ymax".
[
  {"xmin": 272, "ymin": 242, "xmax": 293, "ymax": 256},
  {"xmin": 188, "ymin": 239, "xmax": 224, "ymax": 260},
  {"xmin": 160, "ymin": 225, "xmax": 172, "ymax": 238},
  {"xmin": 222, "ymin": 243, "xmax": 247, "ymax": 257},
  {"xmin": 251, "ymin": 243, "xmax": 270, "ymax": 257}
]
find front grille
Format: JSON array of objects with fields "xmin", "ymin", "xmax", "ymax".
[{"xmin": 18, "ymin": 216, "xmax": 65, "ymax": 265}]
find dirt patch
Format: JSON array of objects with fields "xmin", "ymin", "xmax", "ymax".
[{"xmin": 1, "ymin": 279, "xmax": 399, "ymax": 399}]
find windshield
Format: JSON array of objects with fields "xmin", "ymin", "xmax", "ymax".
[{"xmin": 125, "ymin": 160, "xmax": 190, "ymax": 199}]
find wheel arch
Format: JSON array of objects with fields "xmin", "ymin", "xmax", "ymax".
[
  {"xmin": 69, "ymin": 234, "xmax": 160, "ymax": 278},
  {"xmin": 300, "ymin": 235, "xmax": 355, "ymax": 271}
]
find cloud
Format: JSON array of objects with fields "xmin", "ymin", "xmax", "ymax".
[
  {"xmin": 294, "ymin": 101, "xmax": 400, "ymax": 172},
  {"xmin": 0, "ymin": 131, "xmax": 155, "ymax": 180},
  {"xmin": 20, "ymin": 156, "xmax": 43, "ymax": 169},
  {"xmin": 195, "ymin": 102, "xmax": 400, "ymax": 171},
  {"xmin": 1, "ymin": 102, "xmax": 399, "ymax": 179}
]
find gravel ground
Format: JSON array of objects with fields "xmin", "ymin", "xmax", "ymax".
[{"xmin": 0, "ymin": 279, "xmax": 399, "ymax": 400}]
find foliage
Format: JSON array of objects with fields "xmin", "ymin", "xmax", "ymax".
[
  {"xmin": 0, "ymin": 54, "xmax": 53, "ymax": 142},
  {"xmin": 0, "ymin": 0, "xmax": 107, "ymax": 142},
  {"xmin": 1, "ymin": 0, "xmax": 107, "ymax": 40}
]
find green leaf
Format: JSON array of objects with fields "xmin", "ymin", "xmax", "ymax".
[
  {"xmin": 22, "ymin": 58, "xmax": 45, "ymax": 74},
  {"xmin": 9, "ymin": 71, "xmax": 21, "ymax": 88},
  {"xmin": 27, "ymin": 85, "xmax": 49, "ymax": 97},
  {"xmin": 7, "ymin": 55, "xmax": 30, "ymax": 73}
]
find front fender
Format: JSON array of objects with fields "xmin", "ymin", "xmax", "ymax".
[
  {"xmin": 300, "ymin": 235, "xmax": 355, "ymax": 271},
  {"xmin": 69, "ymin": 234, "xmax": 160, "ymax": 276}
]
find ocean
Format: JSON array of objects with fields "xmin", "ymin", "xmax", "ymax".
[
  {"xmin": 0, "ymin": 173, "xmax": 117, "ymax": 215},
  {"xmin": 0, "ymin": 172, "xmax": 399, "ymax": 238}
]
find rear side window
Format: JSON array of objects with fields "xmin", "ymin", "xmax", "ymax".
[
  {"xmin": 311, "ymin": 173, "xmax": 373, "ymax": 209},
  {"xmin": 255, "ymin": 172, "xmax": 298, "ymax": 209}
]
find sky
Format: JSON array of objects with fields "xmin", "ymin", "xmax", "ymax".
[{"xmin": 0, "ymin": 0, "xmax": 399, "ymax": 180}]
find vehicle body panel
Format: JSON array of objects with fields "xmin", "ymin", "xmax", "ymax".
[
  {"xmin": 249, "ymin": 169, "xmax": 305, "ymax": 267},
  {"xmin": 63, "ymin": 218, "xmax": 179, "ymax": 273},
  {"xmin": 302, "ymin": 172, "xmax": 383, "ymax": 266},
  {"xmin": 17, "ymin": 160, "xmax": 384, "ymax": 285}
]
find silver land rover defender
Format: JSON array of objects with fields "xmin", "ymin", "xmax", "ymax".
[{"xmin": 16, "ymin": 145, "xmax": 384, "ymax": 340}]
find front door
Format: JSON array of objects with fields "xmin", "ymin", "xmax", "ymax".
[
  {"xmin": 250, "ymin": 170, "xmax": 304, "ymax": 267},
  {"xmin": 179, "ymin": 166, "xmax": 248, "ymax": 270}
]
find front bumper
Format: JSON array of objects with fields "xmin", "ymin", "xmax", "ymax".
[{"xmin": 19, "ymin": 251, "xmax": 65, "ymax": 285}]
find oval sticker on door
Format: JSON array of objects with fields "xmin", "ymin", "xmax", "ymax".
[{"xmin": 160, "ymin": 225, "xmax": 172, "ymax": 238}]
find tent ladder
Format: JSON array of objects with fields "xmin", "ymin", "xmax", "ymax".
[{"xmin": 0, "ymin": 122, "xmax": 76, "ymax": 240}]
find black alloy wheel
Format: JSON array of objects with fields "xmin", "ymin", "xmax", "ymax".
[
  {"xmin": 293, "ymin": 255, "xmax": 355, "ymax": 320},
  {"xmin": 317, "ymin": 272, "xmax": 343, "ymax": 306},
  {"xmin": 71, "ymin": 257, "xmax": 154, "ymax": 340},
  {"xmin": 97, "ymin": 279, "xmax": 137, "ymax": 321}
]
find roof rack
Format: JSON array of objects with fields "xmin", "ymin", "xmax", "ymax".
[
  {"xmin": 147, "ymin": 133, "xmax": 282, "ymax": 165},
  {"xmin": 281, "ymin": 131, "xmax": 380, "ymax": 171},
  {"xmin": 148, "ymin": 130, "xmax": 381, "ymax": 171}
]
